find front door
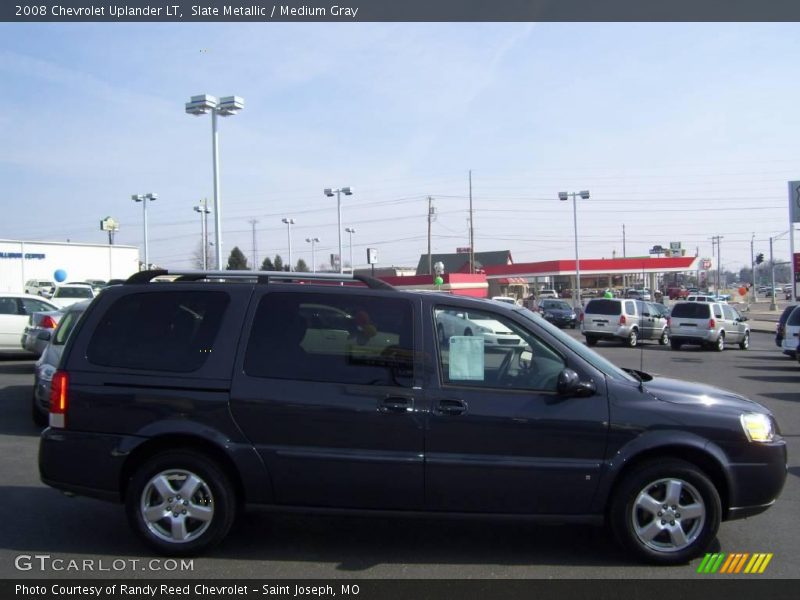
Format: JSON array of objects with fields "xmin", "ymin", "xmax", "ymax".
[{"xmin": 426, "ymin": 304, "xmax": 609, "ymax": 514}]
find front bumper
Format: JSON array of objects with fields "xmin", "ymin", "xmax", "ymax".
[{"xmin": 723, "ymin": 440, "xmax": 788, "ymax": 521}]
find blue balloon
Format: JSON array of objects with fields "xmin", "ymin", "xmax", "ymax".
[{"xmin": 54, "ymin": 269, "xmax": 67, "ymax": 283}]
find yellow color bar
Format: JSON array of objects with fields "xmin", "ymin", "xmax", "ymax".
[{"xmin": 757, "ymin": 554, "xmax": 773, "ymax": 574}]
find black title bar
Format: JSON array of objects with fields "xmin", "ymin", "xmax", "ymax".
[{"xmin": 4, "ymin": 0, "xmax": 800, "ymax": 22}]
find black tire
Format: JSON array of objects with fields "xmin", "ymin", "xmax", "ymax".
[
  {"xmin": 126, "ymin": 450, "xmax": 236, "ymax": 556},
  {"xmin": 714, "ymin": 333, "xmax": 725, "ymax": 352},
  {"xmin": 739, "ymin": 332, "xmax": 749, "ymax": 350},
  {"xmin": 658, "ymin": 329, "xmax": 669, "ymax": 346},
  {"xmin": 670, "ymin": 340, "xmax": 682, "ymax": 350},
  {"xmin": 571, "ymin": 323, "xmax": 577, "ymax": 330},
  {"xmin": 609, "ymin": 459, "xmax": 721, "ymax": 565},
  {"xmin": 586, "ymin": 336, "xmax": 598, "ymax": 347},
  {"xmin": 626, "ymin": 328, "xmax": 639, "ymax": 348}
]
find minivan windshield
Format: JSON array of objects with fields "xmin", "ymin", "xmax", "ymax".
[{"xmin": 516, "ymin": 308, "xmax": 636, "ymax": 383}]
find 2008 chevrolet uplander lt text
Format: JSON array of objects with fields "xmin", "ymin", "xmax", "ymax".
[{"xmin": 39, "ymin": 270, "xmax": 787, "ymax": 564}]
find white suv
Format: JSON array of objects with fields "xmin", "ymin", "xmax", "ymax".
[{"xmin": 24, "ymin": 279, "xmax": 55, "ymax": 298}]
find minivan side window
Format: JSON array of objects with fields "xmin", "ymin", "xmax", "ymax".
[
  {"xmin": 434, "ymin": 306, "xmax": 564, "ymax": 392},
  {"xmin": 244, "ymin": 292, "xmax": 414, "ymax": 387},
  {"xmin": 86, "ymin": 291, "xmax": 229, "ymax": 372},
  {"xmin": 625, "ymin": 300, "xmax": 636, "ymax": 314},
  {"xmin": 713, "ymin": 305, "xmax": 723, "ymax": 319}
]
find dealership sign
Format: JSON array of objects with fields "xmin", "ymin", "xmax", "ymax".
[{"xmin": 0, "ymin": 252, "xmax": 45, "ymax": 259}]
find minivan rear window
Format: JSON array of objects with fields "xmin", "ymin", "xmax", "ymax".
[
  {"xmin": 670, "ymin": 303, "xmax": 711, "ymax": 319},
  {"xmin": 86, "ymin": 291, "xmax": 229, "ymax": 372},
  {"xmin": 585, "ymin": 299, "xmax": 621, "ymax": 315}
]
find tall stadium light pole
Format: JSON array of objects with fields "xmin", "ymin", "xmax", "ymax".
[
  {"xmin": 132, "ymin": 193, "xmax": 157, "ymax": 271},
  {"xmin": 345, "ymin": 227, "xmax": 356, "ymax": 273},
  {"xmin": 194, "ymin": 200, "xmax": 211, "ymax": 270},
  {"xmin": 282, "ymin": 218, "xmax": 295, "ymax": 271},
  {"xmin": 306, "ymin": 237, "xmax": 320, "ymax": 273},
  {"xmin": 185, "ymin": 94, "xmax": 245, "ymax": 269},
  {"xmin": 324, "ymin": 187, "xmax": 353, "ymax": 273},
  {"xmin": 558, "ymin": 190, "xmax": 590, "ymax": 308}
]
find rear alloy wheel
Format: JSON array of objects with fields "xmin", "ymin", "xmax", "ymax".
[
  {"xmin": 610, "ymin": 459, "xmax": 720, "ymax": 565},
  {"xmin": 739, "ymin": 332, "xmax": 749, "ymax": 350},
  {"xmin": 126, "ymin": 451, "xmax": 236, "ymax": 556},
  {"xmin": 659, "ymin": 329, "xmax": 669, "ymax": 346},
  {"xmin": 670, "ymin": 340, "xmax": 682, "ymax": 350},
  {"xmin": 714, "ymin": 333, "xmax": 725, "ymax": 352},
  {"xmin": 627, "ymin": 329, "xmax": 639, "ymax": 348}
]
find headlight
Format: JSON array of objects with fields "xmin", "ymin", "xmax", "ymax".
[
  {"xmin": 740, "ymin": 413, "xmax": 774, "ymax": 443},
  {"xmin": 544, "ymin": 312, "xmax": 554, "ymax": 318},
  {"xmin": 476, "ymin": 326, "xmax": 493, "ymax": 334},
  {"xmin": 38, "ymin": 364, "xmax": 56, "ymax": 383}
]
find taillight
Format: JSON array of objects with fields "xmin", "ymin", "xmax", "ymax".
[
  {"xmin": 40, "ymin": 315, "xmax": 58, "ymax": 329},
  {"xmin": 619, "ymin": 315, "xmax": 627, "ymax": 325},
  {"xmin": 49, "ymin": 370, "xmax": 69, "ymax": 428},
  {"xmin": 579, "ymin": 312, "xmax": 584, "ymax": 322},
  {"xmin": 708, "ymin": 318, "xmax": 716, "ymax": 329}
]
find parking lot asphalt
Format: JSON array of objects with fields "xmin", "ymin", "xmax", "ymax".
[{"xmin": 0, "ymin": 331, "xmax": 797, "ymax": 580}]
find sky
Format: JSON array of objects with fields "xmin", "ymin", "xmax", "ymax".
[{"xmin": 1, "ymin": 21, "xmax": 799, "ymax": 275}]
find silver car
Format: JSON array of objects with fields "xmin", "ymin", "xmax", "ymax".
[{"xmin": 669, "ymin": 301, "xmax": 750, "ymax": 351}]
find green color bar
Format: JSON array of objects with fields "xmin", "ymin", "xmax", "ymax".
[
  {"xmin": 697, "ymin": 554, "xmax": 713, "ymax": 574},
  {"xmin": 711, "ymin": 553, "xmax": 726, "ymax": 573}
]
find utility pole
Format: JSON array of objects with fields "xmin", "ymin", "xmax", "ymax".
[
  {"xmin": 194, "ymin": 199, "xmax": 211, "ymax": 270},
  {"xmin": 750, "ymin": 233, "xmax": 756, "ymax": 303},
  {"xmin": 769, "ymin": 236, "xmax": 777, "ymax": 311},
  {"xmin": 468, "ymin": 170, "xmax": 474, "ymax": 274},
  {"xmin": 249, "ymin": 218, "xmax": 258, "ymax": 270},
  {"xmin": 427, "ymin": 196, "xmax": 435, "ymax": 275},
  {"xmin": 710, "ymin": 235, "xmax": 724, "ymax": 292},
  {"xmin": 622, "ymin": 224, "xmax": 627, "ymax": 290}
]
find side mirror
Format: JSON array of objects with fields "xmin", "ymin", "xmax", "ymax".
[
  {"xmin": 557, "ymin": 368, "xmax": 596, "ymax": 398},
  {"xmin": 37, "ymin": 330, "xmax": 52, "ymax": 341}
]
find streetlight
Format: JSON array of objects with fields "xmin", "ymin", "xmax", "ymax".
[
  {"xmin": 305, "ymin": 237, "xmax": 320, "ymax": 273},
  {"xmin": 131, "ymin": 193, "xmax": 157, "ymax": 271},
  {"xmin": 282, "ymin": 217, "xmax": 295, "ymax": 271},
  {"xmin": 185, "ymin": 93, "xmax": 245, "ymax": 270},
  {"xmin": 194, "ymin": 200, "xmax": 211, "ymax": 270},
  {"xmin": 345, "ymin": 227, "xmax": 356, "ymax": 273},
  {"xmin": 558, "ymin": 190, "xmax": 590, "ymax": 307},
  {"xmin": 324, "ymin": 186, "xmax": 353, "ymax": 273}
]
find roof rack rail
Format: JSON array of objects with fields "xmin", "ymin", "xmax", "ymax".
[{"xmin": 124, "ymin": 269, "xmax": 395, "ymax": 291}]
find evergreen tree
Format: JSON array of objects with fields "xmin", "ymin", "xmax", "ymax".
[
  {"xmin": 273, "ymin": 255, "xmax": 284, "ymax": 272},
  {"xmin": 260, "ymin": 256, "xmax": 275, "ymax": 271},
  {"xmin": 295, "ymin": 258, "xmax": 310, "ymax": 272},
  {"xmin": 226, "ymin": 246, "xmax": 249, "ymax": 270}
]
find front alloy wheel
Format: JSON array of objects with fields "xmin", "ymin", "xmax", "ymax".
[
  {"xmin": 611, "ymin": 459, "xmax": 720, "ymax": 564},
  {"xmin": 739, "ymin": 332, "xmax": 749, "ymax": 350}
]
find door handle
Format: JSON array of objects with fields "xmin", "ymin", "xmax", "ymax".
[
  {"xmin": 379, "ymin": 396, "xmax": 413, "ymax": 414},
  {"xmin": 436, "ymin": 398, "xmax": 468, "ymax": 416}
]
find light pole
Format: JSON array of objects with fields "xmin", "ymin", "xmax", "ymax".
[
  {"xmin": 345, "ymin": 227, "xmax": 356, "ymax": 273},
  {"xmin": 282, "ymin": 218, "xmax": 295, "ymax": 271},
  {"xmin": 185, "ymin": 94, "xmax": 245, "ymax": 270},
  {"xmin": 558, "ymin": 190, "xmax": 590, "ymax": 307},
  {"xmin": 131, "ymin": 193, "xmax": 157, "ymax": 271},
  {"xmin": 305, "ymin": 237, "xmax": 320, "ymax": 273},
  {"xmin": 324, "ymin": 187, "xmax": 353, "ymax": 273},
  {"xmin": 194, "ymin": 200, "xmax": 211, "ymax": 270}
]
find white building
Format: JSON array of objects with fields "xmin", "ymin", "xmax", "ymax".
[{"xmin": 0, "ymin": 239, "xmax": 140, "ymax": 293}]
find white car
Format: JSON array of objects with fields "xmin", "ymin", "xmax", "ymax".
[
  {"xmin": 538, "ymin": 289, "xmax": 559, "ymax": 299},
  {"xmin": 24, "ymin": 279, "xmax": 55, "ymax": 298},
  {"xmin": 780, "ymin": 306, "xmax": 800, "ymax": 358},
  {"xmin": 491, "ymin": 296, "xmax": 520, "ymax": 306},
  {"xmin": 0, "ymin": 293, "xmax": 59, "ymax": 353},
  {"xmin": 436, "ymin": 309, "xmax": 525, "ymax": 346},
  {"xmin": 50, "ymin": 284, "xmax": 96, "ymax": 308}
]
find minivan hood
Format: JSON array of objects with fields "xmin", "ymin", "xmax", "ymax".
[{"xmin": 643, "ymin": 375, "xmax": 766, "ymax": 414}]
